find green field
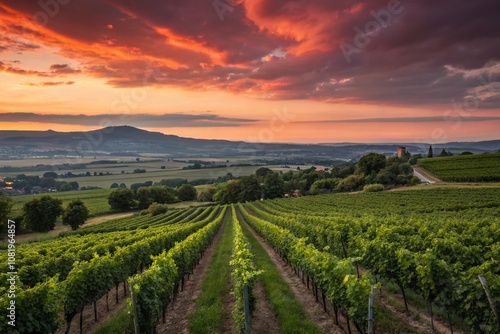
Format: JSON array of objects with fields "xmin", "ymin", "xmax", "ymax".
[
  {"xmin": 418, "ymin": 153, "xmax": 500, "ymax": 182},
  {"xmin": 62, "ymin": 165, "xmax": 287, "ymax": 188},
  {"xmin": 1, "ymin": 157, "xmax": 288, "ymax": 189},
  {"xmin": 9, "ymin": 188, "xmax": 114, "ymax": 217}
]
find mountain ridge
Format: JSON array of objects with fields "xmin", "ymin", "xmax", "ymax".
[{"xmin": 0, "ymin": 126, "xmax": 498, "ymax": 159}]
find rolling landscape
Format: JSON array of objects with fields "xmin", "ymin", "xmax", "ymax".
[
  {"xmin": 1, "ymin": 126, "xmax": 499, "ymax": 160},
  {"xmin": 1, "ymin": 1, "xmax": 500, "ymax": 334}
]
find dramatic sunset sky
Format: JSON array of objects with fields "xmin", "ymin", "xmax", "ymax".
[{"xmin": 0, "ymin": 0, "xmax": 499, "ymax": 143}]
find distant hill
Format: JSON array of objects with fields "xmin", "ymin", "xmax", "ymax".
[{"xmin": 0, "ymin": 126, "xmax": 498, "ymax": 160}]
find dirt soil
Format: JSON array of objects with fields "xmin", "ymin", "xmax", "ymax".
[
  {"xmin": 251, "ymin": 279, "xmax": 280, "ymax": 334},
  {"xmin": 55, "ymin": 281, "xmax": 128, "ymax": 334},
  {"xmin": 413, "ymin": 166, "xmax": 442, "ymax": 183},
  {"xmin": 85, "ymin": 212, "xmax": 135, "ymax": 226},
  {"xmin": 378, "ymin": 287, "xmax": 464, "ymax": 334}
]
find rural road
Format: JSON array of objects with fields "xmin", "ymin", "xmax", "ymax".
[{"xmin": 413, "ymin": 167, "xmax": 437, "ymax": 184}]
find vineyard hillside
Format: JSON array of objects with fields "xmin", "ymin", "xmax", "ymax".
[{"xmin": 418, "ymin": 153, "xmax": 500, "ymax": 182}]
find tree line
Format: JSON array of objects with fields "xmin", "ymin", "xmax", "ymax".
[
  {"xmin": 107, "ymin": 183, "xmax": 198, "ymax": 212},
  {"xmin": 213, "ymin": 153, "xmax": 419, "ymax": 204},
  {"xmin": 0, "ymin": 195, "xmax": 89, "ymax": 233}
]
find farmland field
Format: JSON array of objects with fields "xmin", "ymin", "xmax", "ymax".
[
  {"xmin": 1, "ymin": 186, "xmax": 499, "ymax": 333},
  {"xmin": 62, "ymin": 165, "xmax": 288, "ymax": 188},
  {"xmin": 1, "ymin": 157, "xmax": 289, "ymax": 188},
  {"xmin": 8, "ymin": 188, "xmax": 114, "ymax": 217},
  {"xmin": 418, "ymin": 153, "xmax": 500, "ymax": 182}
]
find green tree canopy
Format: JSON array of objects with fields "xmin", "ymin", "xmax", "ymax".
[
  {"xmin": 176, "ymin": 184, "xmax": 197, "ymax": 201},
  {"xmin": 62, "ymin": 199, "xmax": 89, "ymax": 230},
  {"xmin": 255, "ymin": 167, "xmax": 273, "ymax": 178},
  {"xmin": 238, "ymin": 175, "xmax": 262, "ymax": 202},
  {"xmin": 0, "ymin": 196, "xmax": 13, "ymax": 231},
  {"xmin": 357, "ymin": 153, "xmax": 387, "ymax": 175},
  {"xmin": 213, "ymin": 180, "xmax": 241, "ymax": 204},
  {"xmin": 263, "ymin": 172, "xmax": 285, "ymax": 199},
  {"xmin": 310, "ymin": 178, "xmax": 339, "ymax": 195},
  {"xmin": 23, "ymin": 195, "xmax": 63, "ymax": 232},
  {"xmin": 43, "ymin": 171, "xmax": 58, "ymax": 179},
  {"xmin": 147, "ymin": 202, "xmax": 168, "ymax": 216},
  {"xmin": 197, "ymin": 187, "xmax": 216, "ymax": 202},
  {"xmin": 136, "ymin": 187, "xmax": 153, "ymax": 210},
  {"xmin": 149, "ymin": 186, "xmax": 177, "ymax": 204},
  {"xmin": 108, "ymin": 188, "xmax": 135, "ymax": 211}
]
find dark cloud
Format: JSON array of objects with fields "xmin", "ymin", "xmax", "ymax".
[
  {"xmin": 23, "ymin": 81, "xmax": 74, "ymax": 87},
  {"xmin": 0, "ymin": 60, "xmax": 80, "ymax": 77},
  {"xmin": 0, "ymin": 60, "xmax": 48, "ymax": 76},
  {"xmin": 297, "ymin": 116, "xmax": 500, "ymax": 123},
  {"xmin": 0, "ymin": 112, "xmax": 257, "ymax": 127},
  {"xmin": 49, "ymin": 64, "xmax": 80, "ymax": 75},
  {"xmin": 0, "ymin": 33, "xmax": 40, "ymax": 53},
  {"xmin": 1, "ymin": 0, "xmax": 499, "ymax": 107}
]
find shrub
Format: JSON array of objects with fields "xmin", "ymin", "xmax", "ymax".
[
  {"xmin": 363, "ymin": 184, "xmax": 384, "ymax": 192},
  {"xmin": 197, "ymin": 187, "xmax": 216, "ymax": 202},
  {"xmin": 147, "ymin": 202, "xmax": 168, "ymax": 216},
  {"xmin": 410, "ymin": 176, "xmax": 421, "ymax": 186}
]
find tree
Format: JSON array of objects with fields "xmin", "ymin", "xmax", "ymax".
[
  {"xmin": 310, "ymin": 178, "xmax": 338, "ymax": 195},
  {"xmin": 337, "ymin": 175, "xmax": 364, "ymax": 192},
  {"xmin": 136, "ymin": 187, "xmax": 153, "ymax": 209},
  {"xmin": 399, "ymin": 163, "xmax": 413, "ymax": 175},
  {"xmin": 439, "ymin": 149, "xmax": 452, "ymax": 157},
  {"xmin": 110, "ymin": 183, "xmax": 119, "ymax": 188},
  {"xmin": 357, "ymin": 153, "xmax": 387, "ymax": 175},
  {"xmin": 428, "ymin": 145, "xmax": 433, "ymax": 158},
  {"xmin": 0, "ymin": 196, "xmax": 13, "ymax": 231},
  {"xmin": 176, "ymin": 184, "xmax": 197, "ymax": 201},
  {"xmin": 68, "ymin": 181, "xmax": 79, "ymax": 191},
  {"xmin": 263, "ymin": 173, "xmax": 285, "ymax": 199},
  {"xmin": 57, "ymin": 182, "xmax": 73, "ymax": 192},
  {"xmin": 408, "ymin": 154, "xmax": 422, "ymax": 165},
  {"xmin": 238, "ymin": 175, "xmax": 262, "ymax": 202},
  {"xmin": 255, "ymin": 167, "xmax": 273, "ymax": 178},
  {"xmin": 108, "ymin": 188, "xmax": 135, "ymax": 211},
  {"xmin": 23, "ymin": 196, "xmax": 63, "ymax": 232},
  {"xmin": 62, "ymin": 200, "xmax": 89, "ymax": 230},
  {"xmin": 40, "ymin": 177, "xmax": 56, "ymax": 188},
  {"xmin": 43, "ymin": 171, "xmax": 58, "ymax": 179},
  {"xmin": 149, "ymin": 186, "xmax": 177, "ymax": 204},
  {"xmin": 214, "ymin": 180, "xmax": 241, "ymax": 204},
  {"xmin": 197, "ymin": 187, "xmax": 216, "ymax": 202}
]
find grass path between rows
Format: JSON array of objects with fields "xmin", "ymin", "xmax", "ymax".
[
  {"xmin": 236, "ymin": 206, "xmax": 324, "ymax": 334},
  {"xmin": 188, "ymin": 208, "xmax": 234, "ymax": 334}
]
